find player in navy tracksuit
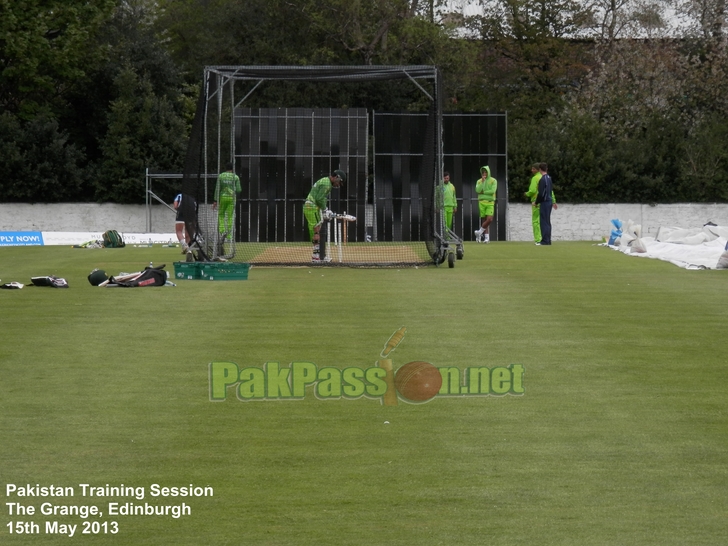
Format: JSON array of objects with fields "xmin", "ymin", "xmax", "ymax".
[{"xmin": 534, "ymin": 162, "xmax": 554, "ymax": 245}]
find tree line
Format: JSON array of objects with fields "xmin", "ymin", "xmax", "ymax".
[{"xmin": 1, "ymin": 0, "xmax": 727, "ymax": 204}]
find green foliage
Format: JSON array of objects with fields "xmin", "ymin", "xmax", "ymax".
[
  {"xmin": 0, "ymin": 0, "xmax": 114, "ymax": 119},
  {"xmin": 506, "ymin": 118, "xmax": 560, "ymax": 200},
  {"xmin": 549, "ymin": 36, "xmax": 728, "ymax": 203},
  {"xmin": 0, "ymin": 112, "xmax": 87, "ymax": 202},
  {"xmin": 3, "ymin": 0, "xmax": 728, "ymax": 204},
  {"xmin": 94, "ymin": 67, "xmax": 188, "ymax": 203},
  {"xmin": 606, "ymin": 115, "xmax": 684, "ymax": 203},
  {"xmin": 551, "ymin": 111, "xmax": 613, "ymax": 202},
  {"xmin": 157, "ymin": 0, "xmax": 315, "ymax": 73},
  {"xmin": 679, "ymin": 117, "xmax": 728, "ymax": 202},
  {"xmin": 0, "ymin": 0, "xmax": 190, "ymax": 203},
  {"xmin": 462, "ymin": 0, "xmax": 593, "ymax": 119},
  {"xmin": 85, "ymin": 2, "xmax": 189, "ymax": 203}
]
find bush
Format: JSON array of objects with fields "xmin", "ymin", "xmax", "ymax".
[{"xmin": 0, "ymin": 113, "xmax": 88, "ymax": 202}]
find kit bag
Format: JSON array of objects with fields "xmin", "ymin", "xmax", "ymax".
[
  {"xmin": 30, "ymin": 275, "xmax": 69, "ymax": 288},
  {"xmin": 111, "ymin": 266, "xmax": 167, "ymax": 287},
  {"xmin": 102, "ymin": 230, "xmax": 125, "ymax": 248}
]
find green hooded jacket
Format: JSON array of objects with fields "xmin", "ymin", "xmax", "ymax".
[{"xmin": 475, "ymin": 166, "xmax": 497, "ymax": 202}]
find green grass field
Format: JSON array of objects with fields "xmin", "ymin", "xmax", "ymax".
[{"xmin": 1, "ymin": 242, "xmax": 727, "ymax": 545}]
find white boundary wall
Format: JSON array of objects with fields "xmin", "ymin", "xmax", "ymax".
[
  {"xmin": 1, "ymin": 202, "xmax": 728, "ymax": 241},
  {"xmin": 507, "ymin": 203, "xmax": 728, "ymax": 241},
  {"xmin": 0, "ymin": 204, "xmax": 174, "ymax": 233}
]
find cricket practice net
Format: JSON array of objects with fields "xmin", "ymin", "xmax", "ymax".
[{"xmin": 180, "ymin": 66, "xmax": 444, "ymax": 267}]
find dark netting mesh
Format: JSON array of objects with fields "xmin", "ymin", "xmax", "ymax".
[
  {"xmin": 179, "ymin": 83, "xmax": 206, "ymax": 258},
  {"xmin": 423, "ymin": 104, "xmax": 440, "ymax": 261},
  {"xmin": 183, "ymin": 66, "xmax": 443, "ymax": 267}
]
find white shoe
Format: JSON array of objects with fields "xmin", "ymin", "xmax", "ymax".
[
  {"xmin": 474, "ymin": 228, "xmax": 483, "ymax": 242},
  {"xmin": 322, "ymin": 256, "xmax": 333, "ymax": 263},
  {"xmin": 483, "ymin": 234, "xmax": 490, "ymax": 243}
]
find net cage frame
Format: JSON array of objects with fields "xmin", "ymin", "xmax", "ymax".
[{"xmin": 181, "ymin": 65, "xmax": 447, "ymax": 267}]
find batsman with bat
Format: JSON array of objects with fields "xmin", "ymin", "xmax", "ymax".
[{"xmin": 303, "ymin": 169, "xmax": 346, "ymax": 262}]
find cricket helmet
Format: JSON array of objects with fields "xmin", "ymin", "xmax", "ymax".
[{"xmin": 333, "ymin": 169, "xmax": 347, "ymax": 183}]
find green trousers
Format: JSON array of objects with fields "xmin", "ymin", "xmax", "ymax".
[
  {"xmin": 303, "ymin": 202, "xmax": 321, "ymax": 240},
  {"xmin": 445, "ymin": 206, "xmax": 454, "ymax": 231},
  {"xmin": 531, "ymin": 204, "xmax": 541, "ymax": 243},
  {"xmin": 218, "ymin": 196, "xmax": 235, "ymax": 234}
]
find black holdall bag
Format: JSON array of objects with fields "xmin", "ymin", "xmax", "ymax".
[
  {"xmin": 31, "ymin": 275, "xmax": 69, "ymax": 288},
  {"xmin": 110, "ymin": 264, "xmax": 167, "ymax": 287}
]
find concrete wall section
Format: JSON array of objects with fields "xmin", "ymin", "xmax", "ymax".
[
  {"xmin": 507, "ymin": 203, "xmax": 728, "ymax": 242},
  {"xmin": 0, "ymin": 203, "xmax": 175, "ymax": 233},
  {"xmin": 2, "ymin": 202, "xmax": 727, "ymax": 241}
]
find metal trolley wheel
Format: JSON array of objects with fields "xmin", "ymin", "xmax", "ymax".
[{"xmin": 436, "ymin": 241, "xmax": 450, "ymax": 265}]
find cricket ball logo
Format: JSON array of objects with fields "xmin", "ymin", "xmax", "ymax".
[
  {"xmin": 208, "ymin": 328, "xmax": 524, "ymax": 403},
  {"xmin": 378, "ymin": 327, "xmax": 441, "ymax": 406}
]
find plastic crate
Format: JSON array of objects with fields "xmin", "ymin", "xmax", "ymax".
[
  {"xmin": 173, "ymin": 262, "xmax": 201, "ymax": 280},
  {"xmin": 199, "ymin": 262, "xmax": 250, "ymax": 281}
]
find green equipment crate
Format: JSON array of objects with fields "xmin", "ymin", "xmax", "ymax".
[
  {"xmin": 199, "ymin": 262, "xmax": 250, "ymax": 281},
  {"xmin": 173, "ymin": 262, "xmax": 201, "ymax": 280}
]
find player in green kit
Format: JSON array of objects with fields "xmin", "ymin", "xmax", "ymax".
[
  {"xmin": 303, "ymin": 169, "xmax": 346, "ymax": 262},
  {"xmin": 474, "ymin": 165, "xmax": 497, "ymax": 243},
  {"xmin": 213, "ymin": 162, "xmax": 241, "ymax": 237},
  {"xmin": 524, "ymin": 163, "xmax": 557, "ymax": 244},
  {"xmin": 442, "ymin": 172, "xmax": 457, "ymax": 231}
]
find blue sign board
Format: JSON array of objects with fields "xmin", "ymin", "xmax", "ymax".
[{"xmin": 0, "ymin": 232, "xmax": 44, "ymax": 246}]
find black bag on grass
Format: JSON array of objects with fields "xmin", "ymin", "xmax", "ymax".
[
  {"xmin": 111, "ymin": 266, "xmax": 167, "ymax": 287},
  {"xmin": 31, "ymin": 276, "xmax": 69, "ymax": 288}
]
